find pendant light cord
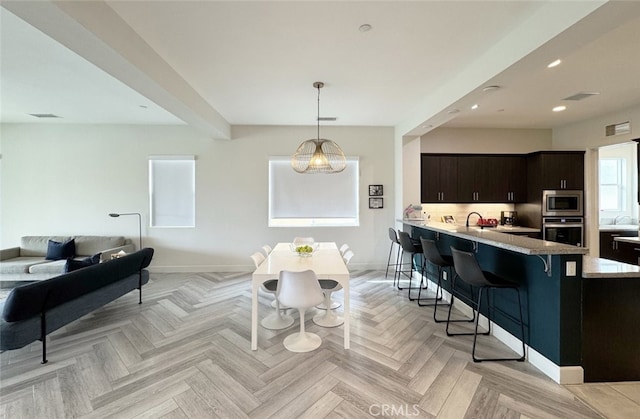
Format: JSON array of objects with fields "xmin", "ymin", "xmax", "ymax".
[{"xmin": 316, "ymin": 84, "xmax": 321, "ymax": 141}]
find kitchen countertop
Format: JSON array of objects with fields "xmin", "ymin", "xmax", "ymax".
[
  {"xmin": 401, "ymin": 219, "xmax": 588, "ymax": 256},
  {"xmin": 599, "ymin": 224, "xmax": 639, "ymax": 232},
  {"xmin": 613, "ymin": 236, "xmax": 640, "ymax": 244},
  {"xmin": 582, "ymin": 256, "xmax": 640, "ymax": 278}
]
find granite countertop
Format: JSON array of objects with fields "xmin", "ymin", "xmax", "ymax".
[
  {"xmin": 582, "ymin": 256, "xmax": 640, "ymax": 278},
  {"xmin": 401, "ymin": 219, "xmax": 588, "ymax": 256},
  {"xmin": 613, "ymin": 236, "xmax": 640, "ymax": 244}
]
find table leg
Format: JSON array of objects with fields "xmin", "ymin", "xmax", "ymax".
[
  {"xmin": 251, "ymin": 280, "xmax": 258, "ymax": 350},
  {"xmin": 343, "ymin": 278, "xmax": 350, "ymax": 349}
]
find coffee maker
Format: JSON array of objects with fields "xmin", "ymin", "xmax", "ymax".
[{"xmin": 500, "ymin": 211, "xmax": 518, "ymax": 226}]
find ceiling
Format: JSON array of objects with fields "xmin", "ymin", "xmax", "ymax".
[{"xmin": 1, "ymin": 1, "xmax": 640, "ymax": 139}]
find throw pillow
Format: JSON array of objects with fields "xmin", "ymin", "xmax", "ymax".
[
  {"xmin": 64, "ymin": 253, "xmax": 101, "ymax": 273},
  {"xmin": 46, "ymin": 239, "xmax": 76, "ymax": 260}
]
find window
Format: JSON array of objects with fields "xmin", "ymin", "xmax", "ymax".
[
  {"xmin": 269, "ymin": 156, "xmax": 359, "ymax": 227},
  {"xmin": 149, "ymin": 156, "xmax": 195, "ymax": 227},
  {"xmin": 599, "ymin": 158, "xmax": 625, "ymax": 211}
]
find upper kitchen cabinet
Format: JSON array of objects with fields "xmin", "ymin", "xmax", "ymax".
[
  {"xmin": 490, "ymin": 155, "xmax": 527, "ymax": 203},
  {"xmin": 527, "ymin": 151, "xmax": 585, "ymax": 196},
  {"xmin": 421, "ymin": 154, "xmax": 526, "ymax": 203},
  {"xmin": 421, "ymin": 154, "xmax": 458, "ymax": 203},
  {"xmin": 457, "ymin": 155, "xmax": 525, "ymax": 203}
]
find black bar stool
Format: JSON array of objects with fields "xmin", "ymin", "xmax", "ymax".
[
  {"xmin": 417, "ymin": 237, "xmax": 450, "ymax": 319},
  {"xmin": 385, "ymin": 228, "xmax": 401, "ymax": 280},
  {"xmin": 397, "ymin": 231, "xmax": 424, "ymax": 300},
  {"xmin": 447, "ymin": 246, "xmax": 526, "ymax": 362}
]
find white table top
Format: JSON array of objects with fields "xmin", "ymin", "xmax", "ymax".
[{"xmin": 253, "ymin": 242, "xmax": 349, "ymax": 280}]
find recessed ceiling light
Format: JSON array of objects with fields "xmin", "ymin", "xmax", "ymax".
[
  {"xmin": 471, "ymin": 104, "xmax": 479, "ymax": 110},
  {"xmin": 547, "ymin": 59, "xmax": 562, "ymax": 68},
  {"xmin": 421, "ymin": 124, "xmax": 432, "ymax": 129},
  {"xmin": 447, "ymin": 109, "xmax": 460, "ymax": 114},
  {"xmin": 553, "ymin": 105, "xmax": 567, "ymax": 112},
  {"xmin": 359, "ymin": 24, "xmax": 372, "ymax": 32},
  {"xmin": 482, "ymin": 85, "xmax": 501, "ymax": 92},
  {"xmin": 139, "ymin": 105, "xmax": 148, "ymax": 109}
]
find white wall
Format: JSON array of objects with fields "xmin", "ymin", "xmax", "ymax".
[
  {"xmin": 553, "ymin": 103, "xmax": 640, "ymax": 254},
  {"xmin": 0, "ymin": 123, "xmax": 395, "ymax": 271}
]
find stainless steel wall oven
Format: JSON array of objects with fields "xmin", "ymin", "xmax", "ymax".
[{"xmin": 542, "ymin": 217, "xmax": 584, "ymax": 247}]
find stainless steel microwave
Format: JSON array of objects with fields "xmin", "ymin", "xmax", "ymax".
[{"xmin": 542, "ymin": 190, "xmax": 583, "ymax": 217}]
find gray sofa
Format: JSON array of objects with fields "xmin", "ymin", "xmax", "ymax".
[
  {"xmin": 0, "ymin": 236, "xmax": 135, "ymax": 281},
  {"xmin": 0, "ymin": 248, "xmax": 154, "ymax": 363}
]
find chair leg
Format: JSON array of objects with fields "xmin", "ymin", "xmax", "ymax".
[
  {"xmin": 442, "ymin": 273, "xmax": 476, "ymax": 326},
  {"xmin": 385, "ymin": 242, "xmax": 394, "ymax": 278},
  {"xmin": 472, "ymin": 286, "xmax": 526, "ymax": 363},
  {"xmin": 417, "ymin": 263, "xmax": 448, "ymax": 307}
]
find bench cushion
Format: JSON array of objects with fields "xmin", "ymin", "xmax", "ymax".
[{"xmin": 0, "ymin": 257, "xmax": 49, "ymax": 274}]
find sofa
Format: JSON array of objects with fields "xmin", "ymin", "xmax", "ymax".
[
  {"xmin": 0, "ymin": 235, "xmax": 135, "ymax": 281},
  {"xmin": 0, "ymin": 248, "xmax": 154, "ymax": 363}
]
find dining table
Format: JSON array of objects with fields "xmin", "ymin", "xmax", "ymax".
[{"xmin": 251, "ymin": 242, "xmax": 350, "ymax": 350}]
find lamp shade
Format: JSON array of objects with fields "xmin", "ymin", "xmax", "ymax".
[
  {"xmin": 291, "ymin": 81, "xmax": 346, "ymax": 174},
  {"xmin": 291, "ymin": 138, "xmax": 346, "ymax": 174}
]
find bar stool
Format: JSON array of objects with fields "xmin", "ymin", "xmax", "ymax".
[
  {"xmin": 385, "ymin": 228, "xmax": 401, "ymax": 279},
  {"xmin": 417, "ymin": 237, "xmax": 450, "ymax": 320},
  {"xmin": 447, "ymin": 247, "xmax": 526, "ymax": 362},
  {"xmin": 397, "ymin": 231, "xmax": 424, "ymax": 300}
]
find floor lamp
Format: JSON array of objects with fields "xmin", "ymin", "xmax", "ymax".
[{"xmin": 109, "ymin": 213, "xmax": 142, "ymax": 250}]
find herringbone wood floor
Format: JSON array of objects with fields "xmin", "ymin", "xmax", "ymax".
[{"xmin": 1, "ymin": 270, "xmax": 638, "ymax": 418}]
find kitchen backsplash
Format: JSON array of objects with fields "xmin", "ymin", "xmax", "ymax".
[{"xmin": 417, "ymin": 203, "xmax": 516, "ymax": 225}]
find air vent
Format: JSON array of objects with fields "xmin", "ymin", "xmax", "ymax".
[
  {"xmin": 29, "ymin": 113, "xmax": 61, "ymax": 118},
  {"xmin": 605, "ymin": 121, "xmax": 631, "ymax": 137},
  {"xmin": 562, "ymin": 92, "xmax": 599, "ymax": 101},
  {"xmin": 317, "ymin": 117, "xmax": 337, "ymax": 121}
]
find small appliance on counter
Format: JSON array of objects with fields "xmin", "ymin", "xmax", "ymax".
[
  {"xmin": 477, "ymin": 218, "xmax": 499, "ymax": 228},
  {"xmin": 500, "ymin": 211, "xmax": 518, "ymax": 226}
]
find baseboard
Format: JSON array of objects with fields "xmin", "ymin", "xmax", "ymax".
[
  {"xmin": 415, "ymin": 272, "xmax": 584, "ymax": 384},
  {"xmin": 148, "ymin": 262, "xmax": 386, "ymax": 273}
]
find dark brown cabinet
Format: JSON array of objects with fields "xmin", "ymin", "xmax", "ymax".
[
  {"xmin": 421, "ymin": 154, "xmax": 526, "ymax": 203},
  {"xmin": 599, "ymin": 230, "xmax": 638, "ymax": 262},
  {"xmin": 458, "ymin": 156, "xmax": 495, "ymax": 202},
  {"xmin": 493, "ymin": 156, "xmax": 527, "ymax": 202},
  {"xmin": 613, "ymin": 240, "xmax": 640, "ymax": 265},
  {"xmin": 420, "ymin": 154, "xmax": 458, "ymax": 203},
  {"xmin": 527, "ymin": 151, "xmax": 584, "ymax": 194}
]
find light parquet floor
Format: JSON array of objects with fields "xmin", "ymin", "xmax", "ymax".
[{"xmin": 1, "ymin": 270, "xmax": 638, "ymax": 418}]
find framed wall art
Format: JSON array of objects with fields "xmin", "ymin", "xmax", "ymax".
[
  {"xmin": 369, "ymin": 197, "xmax": 383, "ymax": 209},
  {"xmin": 369, "ymin": 185, "xmax": 383, "ymax": 196}
]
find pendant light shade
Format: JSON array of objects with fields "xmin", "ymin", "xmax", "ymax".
[{"xmin": 292, "ymin": 82, "xmax": 346, "ymax": 174}]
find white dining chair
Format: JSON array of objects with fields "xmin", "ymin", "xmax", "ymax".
[
  {"xmin": 314, "ymin": 250, "xmax": 353, "ymax": 327},
  {"xmin": 277, "ymin": 270, "xmax": 325, "ymax": 352},
  {"xmin": 339, "ymin": 243, "xmax": 350, "ymax": 255},
  {"xmin": 261, "ymin": 244, "xmax": 273, "ymax": 257},
  {"xmin": 293, "ymin": 237, "xmax": 315, "ymax": 245},
  {"xmin": 251, "ymin": 252, "xmax": 293, "ymax": 330}
]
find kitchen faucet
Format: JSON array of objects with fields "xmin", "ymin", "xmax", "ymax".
[
  {"xmin": 465, "ymin": 211, "xmax": 483, "ymax": 228},
  {"xmin": 613, "ymin": 215, "xmax": 632, "ymax": 225}
]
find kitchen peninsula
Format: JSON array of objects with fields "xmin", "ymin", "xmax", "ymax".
[{"xmin": 400, "ymin": 219, "xmax": 640, "ymax": 384}]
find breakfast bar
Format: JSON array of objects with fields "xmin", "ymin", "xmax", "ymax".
[{"xmin": 401, "ymin": 220, "xmax": 640, "ymax": 383}]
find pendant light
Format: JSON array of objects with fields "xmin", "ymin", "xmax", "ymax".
[{"xmin": 291, "ymin": 82, "xmax": 346, "ymax": 174}]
